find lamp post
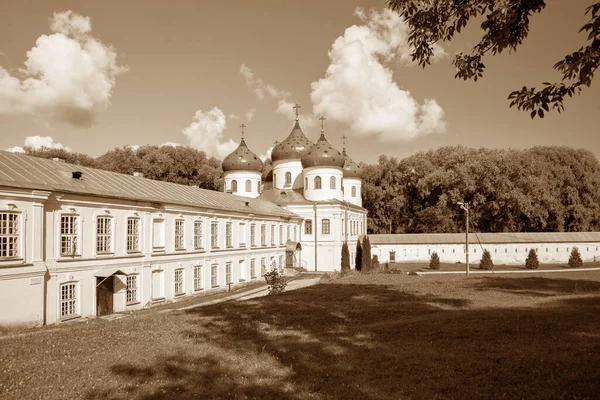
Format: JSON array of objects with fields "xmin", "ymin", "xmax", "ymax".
[{"xmin": 458, "ymin": 202, "xmax": 469, "ymax": 276}]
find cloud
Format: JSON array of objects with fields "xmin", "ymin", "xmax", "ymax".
[
  {"xmin": 239, "ymin": 64, "xmax": 314, "ymax": 128},
  {"xmin": 245, "ymin": 108, "xmax": 255, "ymax": 121},
  {"xmin": 159, "ymin": 142, "xmax": 180, "ymax": 148},
  {"xmin": 182, "ymin": 107, "xmax": 237, "ymax": 159},
  {"xmin": 228, "ymin": 113, "xmax": 239, "ymax": 120},
  {"xmin": 0, "ymin": 10, "xmax": 127, "ymax": 127},
  {"xmin": 259, "ymin": 145, "xmax": 273, "ymax": 162},
  {"xmin": 126, "ymin": 144, "xmax": 140, "ymax": 151},
  {"xmin": 310, "ymin": 8, "xmax": 446, "ymax": 141},
  {"xmin": 6, "ymin": 135, "xmax": 71, "ymax": 152}
]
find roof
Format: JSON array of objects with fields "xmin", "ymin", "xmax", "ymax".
[
  {"xmin": 0, "ymin": 150, "xmax": 297, "ymax": 219},
  {"xmin": 222, "ymin": 139, "xmax": 263, "ymax": 173},
  {"xmin": 259, "ymin": 187, "xmax": 365, "ymax": 211},
  {"xmin": 342, "ymin": 150, "xmax": 361, "ymax": 178},
  {"xmin": 301, "ymin": 133, "xmax": 345, "ymax": 169},
  {"xmin": 370, "ymin": 232, "xmax": 600, "ymax": 245},
  {"xmin": 271, "ymin": 121, "xmax": 313, "ymax": 162}
]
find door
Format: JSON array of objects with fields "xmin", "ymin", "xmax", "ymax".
[{"xmin": 96, "ymin": 276, "xmax": 114, "ymax": 316}]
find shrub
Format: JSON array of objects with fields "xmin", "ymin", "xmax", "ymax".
[
  {"xmin": 355, "ymin": 239, "xmax": 363, "ymax": 271},
  {"xmin": 264, "ymin": 270, "xmax": 287, "ymax": 294},
  {"xmin": 525, "ymin": 249, "xmax": 539, "ymax": 269},
  {"xmin": 480, "ymin": 249, "xmax": 494, "ymax": 270},
  {"xmin": 568, "ymin": 247, "xmax": 583, "ymax": 268},
  {"xmin": 429, "ymin": 251, "xmax": 440, "ymax": 270},
  {"xmin": 384, "ymin": 262, "xmax": 390, "ymax": 273},
  {"xmin": 371, "ymin": 254, "xmax": 380, "ymax": 271},
  {"xmin": 362, "ymin": 236, "xmax": 372, "ymax": 272},
  {"xmin": 341, "ymin": 242, "xmax": 351, "ymax": 273}
]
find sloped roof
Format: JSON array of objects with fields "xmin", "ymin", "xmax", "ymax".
[
  {"xmin": 0, "ymin": 150, "xmax": 297, "ymax": 219},
  {"xmin": 371, "ymin": 232, "xmax": 600, "ymax": 245},
  {"xmin": 259, "ymin": 187, "xmax": 365, "ymax": 211}
]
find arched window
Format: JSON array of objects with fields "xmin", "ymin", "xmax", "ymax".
[
  {"xmin": 245, "ymin": 180, "xmax": 251, "ymax": 192},
  {"xmin": 285, "ymin": 172, "xmax": 292, "ymax": 186},
  {"xmin": 330, "ymin": 176, "xmax": 336, "ymax": 189},
  {"xmin": 351, "ymin": 186, "xmax": 356, "ymax": 197},
  {"xmin": 257, "ymin": 181, "xmax": 261, "ymax": 193},
  {"xmin": 305, "ymin": 177, "xmax": 308, "ymax": 189},
  {"xmin": 273, "ymin": 173, "xmax": 276, "ymax": 184},
  {"xmin": 231, "ymin": 180, "xmax": 237, "ymax": 193},
  {"xmin": 314, "ymin": 176, "xmax": 322, "ymax": 189}
]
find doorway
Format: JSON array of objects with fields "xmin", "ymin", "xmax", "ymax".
[{"xmin": 96, "ymin": 276, "xmax": 114, "ymax": 316}]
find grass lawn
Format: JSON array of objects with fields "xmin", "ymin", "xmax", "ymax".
[{"xmin": 1, "ymin": 272, "xmax": 600, "ymax": 399}]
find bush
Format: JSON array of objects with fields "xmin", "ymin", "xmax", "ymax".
[
  {"xmin": 568, "ymin": 247, "xmax": 583, "ymax": 268},
  {"xmin": 362, "ymin": 236, "xmax": 372, "ymax": 272},
  {"xmin": 525, "ymin": 249, "xmax": 539, "ymax": 269},
  {"xmin": 264, "ymin": 270, "xmax": 287, "ymax": 294},
  {"xmin": 355, "ymin": 239, "xmax": 362, "ymax": 271},
  {"xmin": 341, "ymin": 242, "xmax": 351, "ymax": 273},
  {"xmin": 429, "ymin": 251, "xmax": 440, "ymax": 270},
  {"xmin": 371, "ymin": 254, "xmax": 380, "ymax": 271},
  {"xmin": 383, "ymin": 262, "xmax": 390, "ymax": 273},
  {"xmin": 480, "ymin": 249, "xmax": 494, "ymax": 270}
]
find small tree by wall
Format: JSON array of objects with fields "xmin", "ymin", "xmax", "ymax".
[
  {"xmin": 362, "ymin": 236, "xmax": 372, "ymax": 272},
  {"xmin": 341, "ymin": 242, "xmax": 351, "ymax": 273},
  {"xmin": 355, "ymin": 239, "xmax": 363, "ymax": 271},
  {"xmin": 568, "ymin": 247, "xmax": 583, "ymax": 268},
  {"xmin": 525, "ymin": 249, "xmax": 539, "ymax": 269},
  {"xmin": 372, "ymin": 254, "xmax": 380, "ymax": 271},
  {"xmin": 429, "ymin": 251, "xmax": 440, "ymax": 270},
  {"xmin": 480, "ymin": 249, "xmax": 494, "ymax": 270}
]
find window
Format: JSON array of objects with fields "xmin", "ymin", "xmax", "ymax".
[
  {"xmin": 194, "ymin": 220, "xmax": 203, "ymax": 249},
  {"xmin": 96, "ymin": 216, "xmax": 112, "ymax": 254},
  {"xmin": 231, "ymin": 180, "xmax": 238, "ymax": 193},
  {"xmin": 322, "ymin": 219, "xmax": 330, "ymax": 234},
  {"xmin": 251, "ymin": 224, "xmax": 257, "ymax": 247},
  {"xmin": 271, "ymin": 225, "xmax": 275, "ymax": 246},
  {"xmin": 211, "ymin": 221, "xmax": 219, "ymax": 249},
  {"xmin": 60, "ymin": 282, "xmax": 78, "ymax": 319},
  {"xmin": 261, "ymin": 257, "xmax": 266, "ymax": 276},
  {"xmin": 330, "ymin": 176, "xmax": 336, "ymax": 189},
  {"xmin": 61, "ymin": 215, "xmax": 79, "ymax": 256},
  {"xmin": 226, "ymin": 262, "xmax": 232, "ymax": 284},
  {"xmin": 250, "ymin": 259, "xmax": 256, "ymax": 278},
  {"xmin": 126, "ymin": 218, "xmax": 140, "ymax": 253},
  {"xmin": 0, "ymin": 212, "xmax": 19, "ymax": 258},
  {"xmin": 305, "ymin": 219, "xmax": 312, "ymax": 234},
  {"xmin": 174, "ymin": 219, "xmax": 185, "ymax": 250},
  {"xmin": 293, "ymin": 226, "xmax": 297, "ymax": 241},
  {"xmin": 285, "ymin": 172, "xmax": 292, "ymax": 186},
  {"xmin": 174, "ymin": 269, "xmax": 184, "ymax": 295},
  {"xmin": 257, "ymin": 181, "xmax": 261, "ymax": 193},
  {"xmin": 239, "ymin": 223, "xmax": 246, "ymax": 246},
  {"xmin": 211, "ymin": 263, "xmax": 218, "ymax": 287},
  {"xmin": 246, "ymin": 180, "xmax": 251, "ymax": 192},
  {"xmin": 126, "ymin": 275, "xmax": 138, "ymax": 304},
  {"xmin": 305, "ymin": 177, "xmax": 308, "ymax": 189},
  {"xmin": 261, "ymin": 224, "xmax": 266, "ymax": 246},
  {"xmin": 315, "ymin": 176, "xmax": 322, "ymax": 189},
  {"xmin": 193, "ymin": 265, "xmax": 202, "ymax": 291},
  {"xmin": 226, "ymin": 222, "xmax": 233, "ymax": 248},
  {"xmin": 153, "ymin": 219, "xmax": 165, "ymax": 251},
  {"xmin": 342, "ymin": 219, "xmax": 344, "ymax": 236},
  {"xmin": 279, "ymin": 225, "xmax": 284, "ymax": 245},
  {"xmin": 389, "ymin": 251, "xmax": 396, "ymax": 263},
  {"xmin": 273, "ymin": 173, "xmax": 276, "ymax": 184},
  {"xmin": 352, "ymin": 186, "xmax": 357, "ymax": 197},
  {"xmin": 286, "ymin": 225, "xmax": 290, "ymax": 242}
]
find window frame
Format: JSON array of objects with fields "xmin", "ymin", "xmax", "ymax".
[
  {"xmin": 194, "ymin": 219, "xmax": 203, "ymax": 249},
  {"xmin": 152, "ymin": 218, "xmax": 166, "ymax": 252},
  {"xmin": 211, "ymin": 263, "xmax": 218, "ymax": 288},
  {"xmin": 174, "ymin": 219, "xmax": 185, "ymax": 251},
  {"xmin": 96, "ymin": 215, "xmax": 114, "ymax": 255},
  {"xmin": 285, "ymin": 172, "xmax": 292, "ymax": 187},
  {"xmin": 250, "ymin": 258, "xmax": 256, "ymax": 279},
  {"xmin": 126, "ymin": 217, "xmax": 141, "ymax": 253},
  {"xmin": 305, "ymin": 219, "xmax": 312, "ymax": 235},
  {"xmin": 193, "ymin": 265, "xmax": 203, "ymax": 291},
  {"xmin": 226, "ymin": 221, "xmax": 233, "ymax": 248},
  {"xmin": 245, "ymin": 179, "xmax": 251, "ymax": 192},
  {"xmin": 0, "ymin": 211, "xmax": 21, "ymax": 259},
  {"xmin": 330, "ymin": 176, "xmax": 336, "ymax": 189},
  {"xmin": 251, "ymin": 223, "xmax": 257, "ymax": 247},
  {"xmin": 210, "ymin": 220, "xmax": 219, "ymax": 249},
  {"xmin": 322, "ymin": 219, "xmax": 331, "ymax": 235},
  {"xmin": 352, "ymin": 186, "xmax": 357, "ymax": 197},
  {"xmin": 174, "ymin": 269, "xmax": 185, "ymax": 296},
  {"xmin": 60, "ymin": 281, "xmax": 79, "ymax": 320},
  {"xmin": 314, "ymin": 176, "xmax": 322, "ymax": 189},
  {"xmin": 260, "ymin": 224, "xmax": 266, "ymax": 247},
  {"xmin": 60, "ymin": 214, "xmax": 80, "ymax": 257},
  {"xmin": 126, "ymin": 274, "xmax": 139, "ymax": 304},
  {"xmin": 231, "ymin": 180, "xmax": 238, "ymax": 193},
  {"xmin": 226, "ymin": 262, "xmax": 232, "ymax": 284}
]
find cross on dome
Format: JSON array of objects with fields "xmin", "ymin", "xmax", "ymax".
[
  {"xmin": 342, "ymin": 135, "xmax": 347, "ymax": 154},
  {"xmin": 293, "ymin": 103, "xmax": 301, "ymax": 121},
  {"xmin": 319, "ymin": 116, "xmax": 326, "ymax": 133},
  {"xmin": 240, "ymin": 124, "xmax": 246, "ymax": 140}
]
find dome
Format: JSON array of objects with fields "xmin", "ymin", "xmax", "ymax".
[
  {"xmin": 301, "ymin": 133, "xmax": 345, "ymax": 169},
  {"xmin": 342, "ymin": 151, "xmax": 361, "ymax": 178},
  {"xmin": 271, "ymin": 121, "xmax": 313, "ymax": 162},
  {"xmin": 221, "ymin": 139, "xmax": 263, "ymax": 172}
]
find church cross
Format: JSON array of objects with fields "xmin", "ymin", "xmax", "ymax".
[
  {"xmin": 240, "ymin": 124, "xmax": 246, "ymax": 140},
  {"xmin": 293, "ymin": 103, "xmax": 301, "ymax": 120},
  {"xmin": 319, "ymin": 116, "xmax": 326, "ymax": 133},
  {"xmin": 342, "ymin": 135, "xmax": 347, "ymax": 154}
]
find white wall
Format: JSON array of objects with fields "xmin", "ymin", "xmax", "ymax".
[
  {"xmin": 224, "ymin": 170, "xmax": 262, "ymax": 198},
  {"xmin": 272, "ymin": 160, "xmax": 303, "ymax": 190},
  {"xmin": 303, "ymin": 167, "xmax": 343, "ymax": 202},
  {"xmin": 342, "ymin": 178, "xmax": 362, "ymax": 207}
]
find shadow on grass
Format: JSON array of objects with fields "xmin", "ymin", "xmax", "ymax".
[
  {"xmin": 90, "ymin": 283, "xmax": 600, "ymax": 400},
  {"xmin": 474, "ymin": 276, "xmax": 600, "ymax": 297}
]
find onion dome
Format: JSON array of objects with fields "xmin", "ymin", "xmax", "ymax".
[
  {"xmin": 342, "ymin": 150, "xmax": 361, "ymax": 178},
  {"xmin": 271, "ymin": 121, "xmax": 313, "ymax": 162},
  {"xmin": 222, "ymin": 139, "xmax": 263, "ymax": 172},
  {"xmin": 301, "ymin": 133, "xmax": 345, "ymax": 168}
]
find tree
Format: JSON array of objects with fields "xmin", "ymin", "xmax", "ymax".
[
  {"xmin": 341, "ymin": 242, "xmax": 351, "ymax": 272},
  {"xmin": 480, "ymin": 249, "xmax": 494, "ymax": 270},
  {"xmin": 362, "ymin": 236, "xmax": 372, "ymax": 272},
  {"xmin": 388, "ymin": 1, "xmax": 600, "ymax": 118},
  {"xmin": 355, "ymin": 239, "xmax": 363, "ymax": 271},
  {"xmin": 429, "ymin": 251, "xmax": 440, "ymax": 270},
  {"xmin": 568, "ymin": 246, "xmax": 583, "ymax": 268},
  {"xmin": 372, "ymin": 254, "xmax": 380, "ymax": 271},
  {"xmin": 525, "ymin": 249, "xmax": 540, "ymax": 270}
]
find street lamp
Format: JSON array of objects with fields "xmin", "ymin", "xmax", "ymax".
[{"xmin": 457, "ymin": 202, "xmax": 469, "ymax": 276}]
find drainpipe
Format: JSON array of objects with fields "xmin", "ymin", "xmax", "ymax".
[
  {"xmin": 314, "ymin": 203, "xmax": 318, "ymax": 271},
  {"xmin": 345, "ymin": 205, "xmax": 349, "ymax": 243}
]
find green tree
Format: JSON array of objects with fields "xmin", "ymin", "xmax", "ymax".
[
  {"xmin": 341, "ymin": 242, "xmax": 351, "ymax": 273},
  {"xmin": 429, "ymin": 251, "xmax": 440, "ymax": 270},
  {"xmin": 388, "ymin": 1, "xmax": 600, "ymax": 118},
  {"xmin": 525, "ymin": 249, "xmax": 539, "ymax": 270},
  {"xmin": 362, "ymin": 236, "xmax": 372, "ymax": 272},
  {"xmin": 480, "ymin": 249, "xmax": 494, "ymax": 270},
  {"xmin": 355, "ymin": 239, "xmax": 363, "ymax": 271},
  {"xmin": 568, "ymin": 246, "xmax": 583, "ymax": 268}
]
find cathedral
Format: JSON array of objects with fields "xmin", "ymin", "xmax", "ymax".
[{"xmin": 222, "ymin": 105, "xmax": 368, "ymax": 272}]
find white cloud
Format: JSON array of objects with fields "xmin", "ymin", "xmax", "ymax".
[
  {"xmin": 259, "ymin": 145, "xmax": 273, "ymax": 162},
  {"xmin": 182, "ymin": 107, "xmax": 237, "ymax": 159},
  {"xmin": 245, "ymin": 108, "xmax": 255, "ymax": 121},
  {"xmin": 6, "ymin": 135, "xmax": 71, "ymax": 152},
  {"xmin": 310, "ymin": 8, "xmax": 446, "ymax": 141},
  {"xmin": 239, "ymin": 64, "xmax": 314, "ymax": 128},
  {"xmin": 228, "ymin": 113, "xmax": 239, "ymax": 120},
  {"xmin": 126, "ymin": 144, "xmax": 140, "ymax": 151},
  {"xmin": 0, "ymin": 10, "xmax": 127, "ymax": 127}
]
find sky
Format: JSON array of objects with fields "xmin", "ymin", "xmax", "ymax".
[{"xmin": 0, "ymin": 0, "xmax": 599, "ymax": 164}]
